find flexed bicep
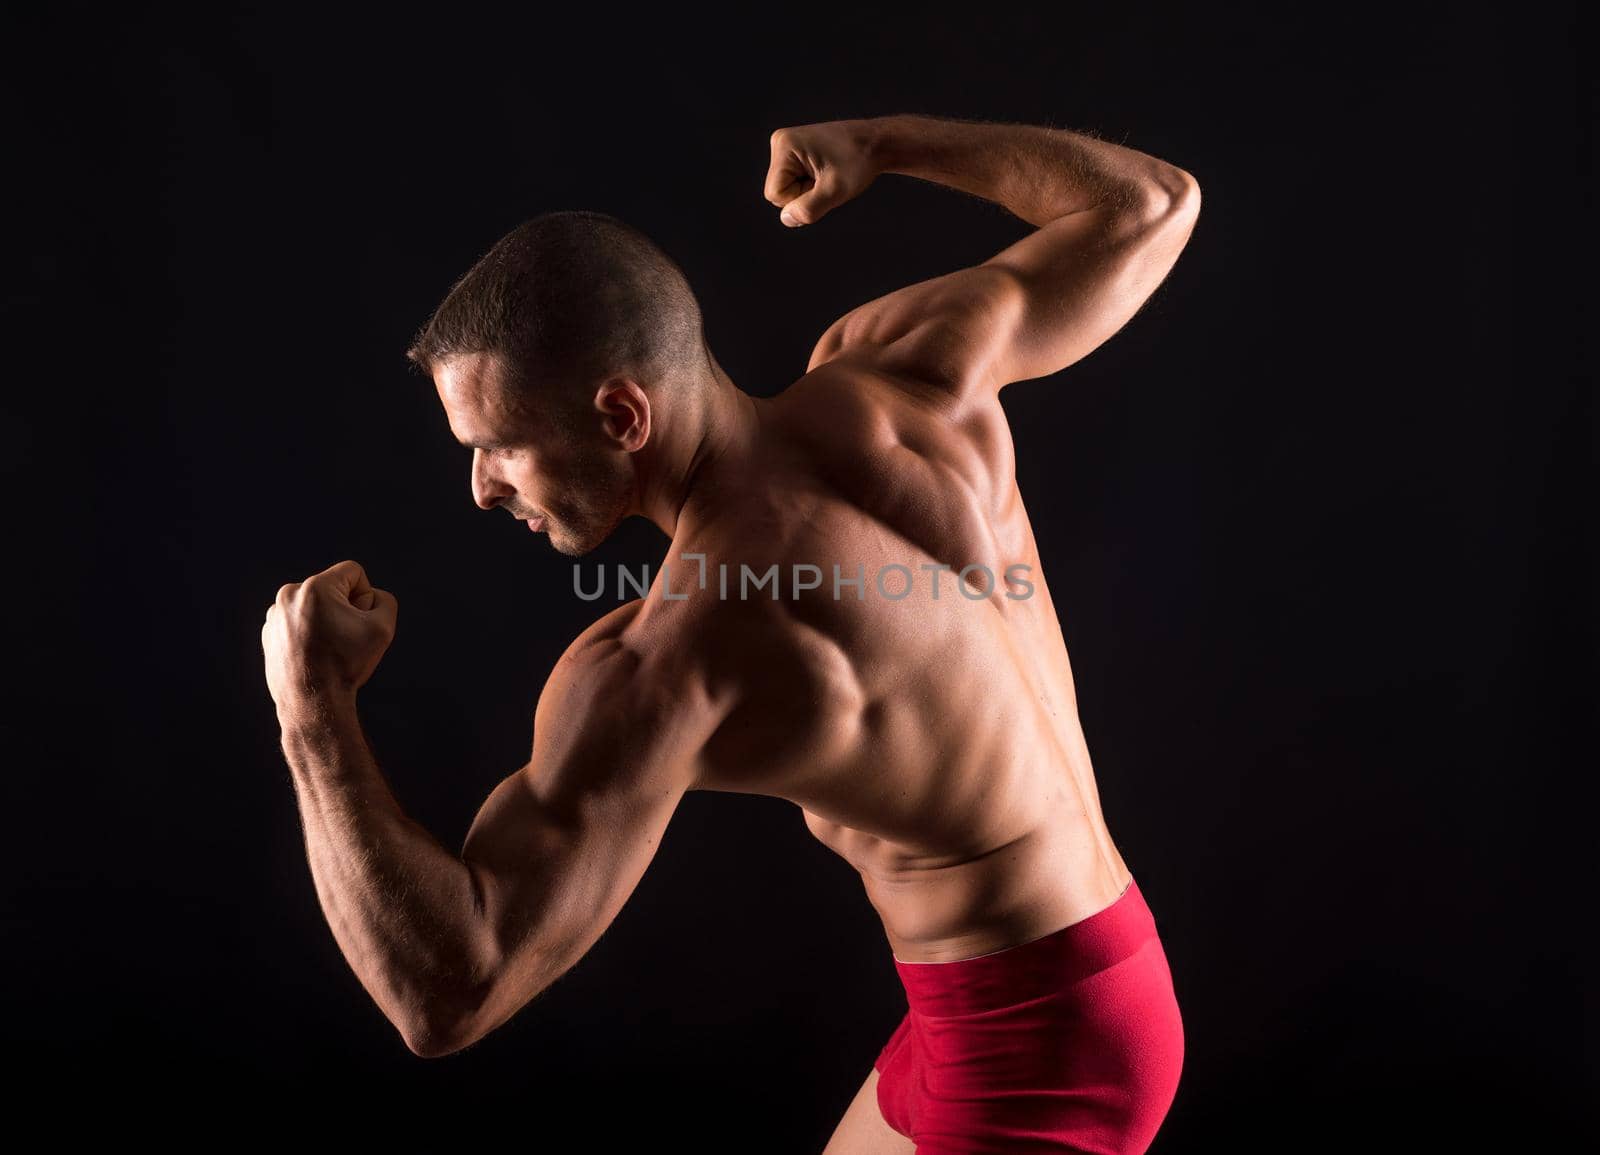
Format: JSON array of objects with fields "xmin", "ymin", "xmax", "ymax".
[
  {"xmin": 807, "ymin": 183, "xmax": 1199, "ymax": 418},
  {"xmin": 451, "ymin": 625, "xmax": 720, "ymax": 1050},
  {"xmin": 791, "ymin": 114, "xmax": 1202, "ymax": 415}
]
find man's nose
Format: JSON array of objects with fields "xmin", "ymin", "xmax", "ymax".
[{"xmin": 470, "ymin": 449, "xmax": 513, "ymax": 511}]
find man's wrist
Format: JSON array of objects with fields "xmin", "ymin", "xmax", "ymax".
[
  {"xmin": 857, "ymin": 114, "xmax": 913, "ymax": 176},
  {"xmin": 275, "ymin": 685, "xmax": 359, "ymax": 740}
]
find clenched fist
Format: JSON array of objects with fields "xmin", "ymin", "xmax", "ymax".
[
  {"xmin": 764, "ymin": 119, "xmax": 880, "ymax": 228},
  {"xmin": 263, "ymin": 559, "xmax": 398, "ymax": 712}
]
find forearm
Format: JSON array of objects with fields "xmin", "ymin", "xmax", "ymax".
[
  {"xmin": 858, "ymin": 112, "xmax": 1189, "ymax": 228},
  {"xmin": 277, "ymin": 691, "xmax": 494, "ymax": 1053}
]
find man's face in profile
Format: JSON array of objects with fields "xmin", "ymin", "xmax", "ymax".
[{"xmin": 432, "ymin": 352, "xmax": 634, "ymax": 556}]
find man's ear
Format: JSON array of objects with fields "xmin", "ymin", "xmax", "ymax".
[{"xmin": 593, "ymin": 380, "xmax": 651, "ymax": 452}]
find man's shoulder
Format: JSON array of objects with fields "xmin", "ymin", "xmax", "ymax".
[
  {"xmin": 530, "ymin": 602, "xmax": 727, "ymax": 773},
  {"xmin": 533, "ymin": 597, "xmax": 733, "ymax": 789},
  {"xmin": 772, "ymin": 358, "xmax": 1012, "ymax": 476},
  {"xmin": 553, "ymin": 593, "xmax": 728, "ymax": 709},
  {"xmin": 541, "ymin": 603, "xmax": 646, "ymax": 708},
  {"xmin": 559, "ymin": 599, "xmax": 644, "ymax": 660},
  {"xmin": 772, "ymin": 359, "xmax": 929, "ymax": 439}
]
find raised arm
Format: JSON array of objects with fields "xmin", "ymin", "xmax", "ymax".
[
  {"xmin": 768, "ymin": 114, "xmax": 1200, "ymax": 411},
  {"xmin": 265, "ymin": 563, "xmax": 719, "ymax": 1058}
]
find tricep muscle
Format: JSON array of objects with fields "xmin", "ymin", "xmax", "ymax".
[{"xmin": 811, "ymin": 176, "xmax": 1201, "ymax": 408}]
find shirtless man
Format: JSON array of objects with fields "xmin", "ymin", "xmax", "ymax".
[{"xmin": 263, "ymin": 113, "xmax": 1200, "ymax": 1152}]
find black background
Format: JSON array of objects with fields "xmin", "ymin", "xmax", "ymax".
[{"xmin": 5, "ymin": 5, "xmax": 1589, "ymax": 1150}]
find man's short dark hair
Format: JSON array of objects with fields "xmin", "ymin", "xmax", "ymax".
[{"xmin": 406, "ymin": 210, "xmax": 707, "ymax": 400}]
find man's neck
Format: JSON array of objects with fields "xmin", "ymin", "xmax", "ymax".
[{"xmin": 634, "ymin": 363, "xmax": 759, "ymax": 540}]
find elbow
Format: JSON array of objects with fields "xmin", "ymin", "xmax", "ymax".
[
  {"xmin": 1128, "ymin": 165, "xmax": 1200, "ymax": 229},
  {"xmin": 399, "ymin": 1001, "xmax": 478, "ymax": 1059},
  {"xmin": 398, "ymin": 977, "xmax": 499, "ymax": 1059},
  {"xmin": 400, "ymin": 1019, "xmax": 465, "ymax": 1060},
  {"xmin": 1169, "ymin": 167, "xmax": 1201, "ymax": 221}
]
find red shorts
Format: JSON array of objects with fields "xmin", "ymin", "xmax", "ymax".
[{"xmin": 873, "ymin": 876, "xmax": 1184, "ymax": 1153}]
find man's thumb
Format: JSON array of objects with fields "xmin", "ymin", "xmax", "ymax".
[{"xmin": 780, "ymin": 182, "xmax": 834, "ymax": 227}]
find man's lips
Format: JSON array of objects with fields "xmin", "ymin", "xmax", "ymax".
[{"xmin": 525, "ymin": 515, "xmax": 546, "ymax": 532}]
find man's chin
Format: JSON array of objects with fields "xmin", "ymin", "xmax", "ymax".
[
  {"xmin": 546, "ymin": 524, "xmax": 602, "ymax": 557},
  {"xmin": 545, "ymin": 509, "xmax": 628, "ymax": 557}
]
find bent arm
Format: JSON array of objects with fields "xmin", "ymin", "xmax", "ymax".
[
  {"xmin": 277, "ymin": 693, "xmax": 495, "ymax": 1057},
  {"xmin": 812, "ymin": 114, "xmax": 1199, "ymax": 402},
  {"xmin": 449, "ymin": 633, "xmax": 715, "ymax": 1054},
  {"xmin": 277, "ymin": 615, "xmax": 716, "ymax": 1059}
]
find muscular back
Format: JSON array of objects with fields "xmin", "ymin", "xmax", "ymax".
[
  {"xmin": 629, "ymin": 358, "xmax": 1128, "ymax": 963},
  {"xmin": 606, "ymin": 152, "xmax": 1201, "ymax": 962}
]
